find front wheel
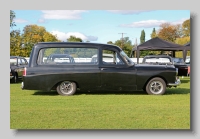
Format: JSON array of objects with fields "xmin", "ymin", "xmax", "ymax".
[
  {"xmin": 146, "ymin": 77, "xmax": 166, "ymax": 95},
  {"xmin": 56, "ymin": 81, "xmax": 76, "ymax": 96}
]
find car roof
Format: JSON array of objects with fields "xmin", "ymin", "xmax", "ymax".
[{"xmin": 34, "ymin": 42, "xmax": 122, "ymax": 51}]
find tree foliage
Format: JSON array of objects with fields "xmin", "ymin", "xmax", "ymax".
[
  {"xmin": 10, "ymin": 10, "xmax": 16, "ymax": 28},
  {"xmin": 150, "ymin": 28, "xmax": 157, "ymax": 39},
  {"xmin": 43, "ymin": 32, "xmax": 60, "ymax": 42},
  {"xmin": 175, "ymin": 36, "xmax": 190, "ymax": 45},
  {"xmin": 107, "ymin": 41, "xmax": 114, "ymax": 44},
  {"xmin": 140, "ymin": 30, "xmax": 145, "ymax": 44},
  {"xmin": 10, "ymin": 24, "xmax": 60, "ymax": 57},
  {"xmin": 157, "ymin": 23, "xmax": 179, "ymax": 42},
  {"xmin": 182, "ymin": 19, "xmax": 190, "ymax": 37},
  {"xmin": 10, "ymin": 30, "xmax": 23, "ymax": 56},
  {"xmin": 67, "ymin": 35, "xmax": 82, "ymax": 42},
  {"xmin": 21, "ymin": 25, "xmax": 59, "ymax": 57},
  {"xmin": 114, "ymin": 37, "xmax": 133, "ymax": 56}
]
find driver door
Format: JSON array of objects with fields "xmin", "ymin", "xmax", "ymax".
[{"xmin": 100, "ymin": 49, "xmax": 136, "ymax": 91}]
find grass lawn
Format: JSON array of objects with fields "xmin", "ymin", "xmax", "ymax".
[{"xmin": 10, "ymin": 77, "xmax": 190, "ymax": 129}]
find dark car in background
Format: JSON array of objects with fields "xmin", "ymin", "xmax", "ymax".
[
  {"xmin": 10, "ymin": 56, "xmax": 28, "ymax": 83},
  {"xmin": 142, "ymin": 55, "xmax": 173, "ymax": 65},
  {"xmin": 172, "ymin": 57, "xmax": 188, "ymax": 76},
  {"xmin": 142, "ymin": 55, "xmax": 188, "ymax": 76}
]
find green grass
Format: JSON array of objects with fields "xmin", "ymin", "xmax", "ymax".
[{"xmin": 10, "ymin": 77, "xmax": 190, "ymax": 129}]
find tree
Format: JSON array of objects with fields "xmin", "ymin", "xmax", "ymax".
[
  {"xmin": 182, "ymin": 19, "xmax": 190, "ymax": 37},
  {"xmin": 140, "ymin": 30, "xmax": 145, "ymax": 44},
  {"xmin": 175, "ymin": 36, "xmax": 190, "ymax": 45},
  {"xmin": 114, "ymin": 37, "xmax": 132, "ymax": 56},
  {"xmin": 107, "ymin": 41, "xmax": 114, "ymax": 44},
  {"xmin": 67, "ymin": 35, "xmax": 82, "ymax": 42},
  {"xmin": 150, "ymin": 28, "xmax": 157, "ymax": 39},
  {"xmin": 139, "ymin": 30, "xmax": 150, "ymax": 56},
  {"xmin": 10, "ymin": 10, "xmax": 16, "ymax": 28},
  {"xmin": 21, "ymin": 24, "xmax": 59, "ymax": 57},
  {"xmin": 174, "ymin": 24, "xmax": 183, "ymax": 38},
  {"xmin": 10, "ymin": 30, "xmax": 23, "ymax": 56},
  {"xmin": 43, "ymin": 32, "xmax": 60, "ymax": 42},
  {"xmin": 157, "ymin": 23, "xmax": 179, "ymax": 43}
]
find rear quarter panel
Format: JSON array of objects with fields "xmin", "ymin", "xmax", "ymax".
[{"xmin": 23, "ymin": 65, "xmax": 100, "ymax": 91}]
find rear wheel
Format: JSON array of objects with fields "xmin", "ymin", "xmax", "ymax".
[
  {"xmin": 146, "ymin": 77, "xmax": 166, "ymax": 95},
  {"xmin": 56, "ymin": 81, "xmax": 76, "ymax": 96}
]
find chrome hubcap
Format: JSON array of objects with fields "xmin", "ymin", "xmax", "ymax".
[
  {"xmin": 149, "ymin": 81, "xmax": 163, "ymax": 94},
  {"xmin": 60, "ymin": 81, "xmax": 73, "ymax": 94}
]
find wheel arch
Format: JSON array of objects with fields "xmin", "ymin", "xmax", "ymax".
[
  {"xmin": 52, "ymin": 80, "xmax": 79, "ymax": 90},
  {"xmin": 143, "ymin": 75, "xmax": 167, "ymax": 90}
]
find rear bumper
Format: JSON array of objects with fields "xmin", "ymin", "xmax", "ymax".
[{"xmin": 167, "ymin": 77, "xmax": 181, "ymax": 87}]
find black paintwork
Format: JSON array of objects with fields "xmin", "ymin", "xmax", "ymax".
[{"xmin": 22, "ymin": 42, "xmax": 178, "ymax": 92}]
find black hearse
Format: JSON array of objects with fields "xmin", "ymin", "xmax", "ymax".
[{"xmin": 21, "ymin": 42, "xmax": 180, "ymax": 96}]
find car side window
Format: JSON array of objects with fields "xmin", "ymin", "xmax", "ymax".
[
  {"xmin": 37, "ymin": 47, "xmax": 98, "ymax": 65},
  {"xmin": 102, "ymin": 49, "xmax": 125, "ymax": 65}
]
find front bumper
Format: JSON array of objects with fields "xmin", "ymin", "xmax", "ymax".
[{"xmin": 167, "ymin": 77, "xmax": 181, "ymax": 87}]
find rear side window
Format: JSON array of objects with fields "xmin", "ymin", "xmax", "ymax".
[{"xmin": 37, "ymin": 47, "xmax": 98, "ymax": 65}]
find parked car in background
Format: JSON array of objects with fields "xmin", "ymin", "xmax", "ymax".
[
  {"xmin": 185, "ymin": 56, "xmax": 190, "ymax": 76},
  {"xmin": 185, "ymin": 56, "xmax": 190, "ymax": 64},
  {"xmin": 142, "ymin": 55, "xmax": 188, "ymax": 76},
  {"xmin": 172, "ymin": 57, "xmax": 188, "ymax": 76},
  {"xmin": 130, "ymin": 58, "xmax": 144, "ymax": 64},
  {"xmin": 46, "ymin": 54, "xmax": 75, "ymax": 64},
  {"xmin": 21, "ymin": 42, "xmax": 180, "ymax": 96},
  {"xmin": 10, "ymin": 56, "xmax": 28, "ymax": 83},
  {"xmin": 142, "ymin": 55, "xmax": 173, "ymax": 65}
]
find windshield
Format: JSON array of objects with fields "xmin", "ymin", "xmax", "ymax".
[
  {"xmin": 173, "ymin": 58, "xmax": 185, "ymax": 64},
  {"xmin": 120, "ymin": 51, "xmax": 134, "ymax": 66}
]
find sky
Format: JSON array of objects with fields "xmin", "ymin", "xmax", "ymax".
[{"xmin": 12, "ymin": 10, "xmax": 190, "ymax": 44}]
